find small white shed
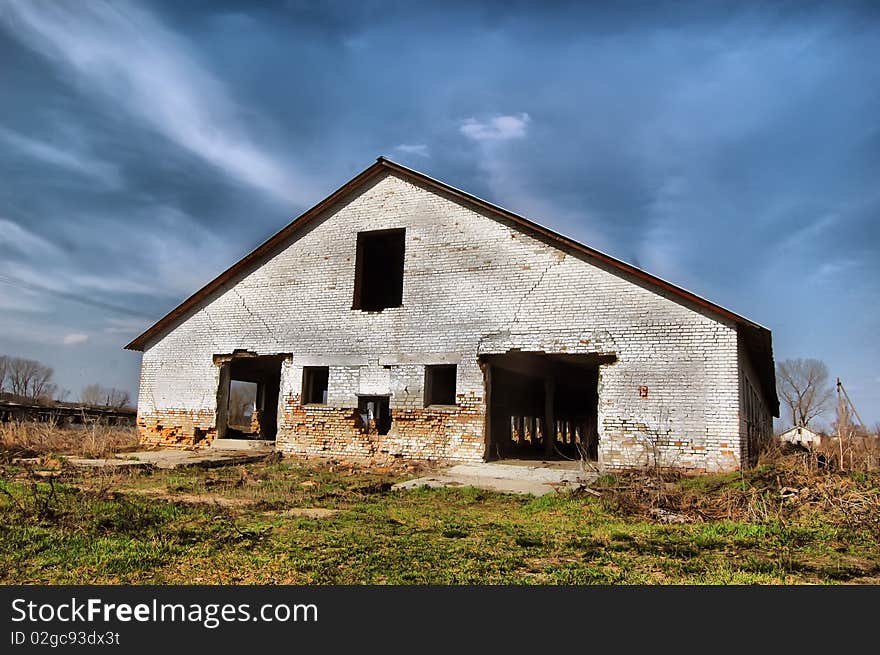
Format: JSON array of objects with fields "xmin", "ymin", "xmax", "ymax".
[{"xmin": 779, "ymin": 425, "xmax": 822, "ymax": 447}]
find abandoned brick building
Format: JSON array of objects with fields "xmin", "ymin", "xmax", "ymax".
[{"xmin": 126, "ymin": 157, "xmax": 778, "ymax": 472}]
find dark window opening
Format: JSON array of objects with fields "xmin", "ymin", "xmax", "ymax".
[
  {"xmin": 302, "ymin": 366, "xmax": 329, "ymax": 405},
  {"xmin": 425, "ymin": 364, "xmax": 457, "ymax": 406},
  {"xmin": 357, "ymin": 395, "xmax": 392, "ymax": 435},
  {"xmin": 352, "ymin": 228, "xmax": 405, "ymax": 311}
]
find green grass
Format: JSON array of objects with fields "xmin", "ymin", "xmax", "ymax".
[{"xmin": 0, "ymin": 459, "xmax": 877, "ymax": 584}]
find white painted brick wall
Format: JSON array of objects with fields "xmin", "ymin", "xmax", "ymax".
[{"xmin": 138, "ymin": 171, "xmax": 745, "ymax": 470}]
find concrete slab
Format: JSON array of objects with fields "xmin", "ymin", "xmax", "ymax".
[
  {"xmin": 210, "ymin": 438, "xmax": 276, "ymax": 451},
  {"xmin": 128, "ymin": 449, "xmax": 270, "ymax": 469},
  {"xmin": 64, "ymin": 449, "xmax": 271, "ymax": 470},
  {"xmin": 64, "ymin": 457, "xmax": 152, "ymax": 469},
  {"xmin": 446, "ymin": 462, "xmax": 592, "ymax": 483},
  {"xmin": 393, "ymin": 461, "xmax": 598, "ymax": 496}
]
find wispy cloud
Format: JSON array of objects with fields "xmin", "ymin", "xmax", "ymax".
[
  {"xmin": 810, "ymin": 259, "xmax": 860, "ymax": 282},
  {"xmin": 0, "ymin": 0, "xmax": 311, "ymax": 206},
  {"xmin": 0, "ymin": 316, "xmax": 98, "ymax": 348},
  {"xmin": 778, "ymin": 212, "xmax": 839, "ymax": 253},
  {"xmin": 0, "ymin": 204, "xmax": 238, "ymax": 309},
  {"xmin": 460, "ymin": 113, "xmax": 531, "ymax": 142},
  {"xmin": 0, "ymin": 218, "xmax": 62, "ymax": 257},
  {"xmin": 103, "ymin": 317, "xmax": 151, "ymax": 336},
  {"xmin": 0, "ymin": 127, "xmax": 120, "ymax": 187},
  {"xmin": 0, "ymin": 286, "xmax": 50, "ymax": 314},
  {"xmin": 394, "ymin": 143, "xmax": 430, "ymax": 157},
  {"xmin": 102, "ymin": 204, "xmax": 242, "ymax": 298}
]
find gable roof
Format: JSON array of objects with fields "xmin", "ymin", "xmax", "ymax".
[
  {"xmin": 780, "ymin": 425, "xmax": 821, "ymax": 439},
  {"xmin": 125, "ymin": 156, "xmax": 778, "ymax": 415}
]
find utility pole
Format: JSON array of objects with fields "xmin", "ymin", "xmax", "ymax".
[
  {"xmin": 837, "ymin": 378, "xmax": 846, "ymax": 471},
  {"xmin": 838, "ymin": 378, "xmax": 866, "ymax": 429},
  {"xmin": 836, "ymin": 377, "xmax": 865, "ymax": 472}
]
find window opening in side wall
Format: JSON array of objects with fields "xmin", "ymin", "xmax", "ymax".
[
  {"xmin": 424, "ymin": 364, "xmax": 457, "ymax": 406},
  {"xmin": 302, "ymin": 366, "xmax": 329, "ymax": 404}
]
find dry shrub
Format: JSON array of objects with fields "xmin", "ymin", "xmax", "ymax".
[
  {"xmin": 0, "ymin": 420, "xmax": 139, "ymax": 459},
  {"xmin": 597, "ymin": 454, "xmax": 880, "ymax": 534},
  {"xmin": 812, "ymin": 434, "xmax": 880, "ymax": 473},
  {"xmin": 766, "ymin": 431, "xmax": 880, "ymax": 473}
]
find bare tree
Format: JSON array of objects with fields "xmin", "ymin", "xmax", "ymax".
[
  {"xmin": 106, "ymin": 388, "xmax": 130, "ymax": 409},
  {"xmin": 80, "ymin": 384, "xmax": 104, "ymax": 406},
  {"xmin": 0, "ymin": 355, "xmax": 8, "ymax": 393},
  {"xmin": 80, "ymin": 384, "xmax": 131, "ymax": 408},
  {"xmin": 7, "ymin": 356, "xmax": 56, "ymax": 402},
  {"xmin": 776, "ymin": 358, "xmax": 833, "ymax": 428}
]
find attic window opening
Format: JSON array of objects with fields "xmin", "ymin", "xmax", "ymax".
[
  {"xmin": 302, "ymin": 366, "xmax": 329, "ymax": 405},
  {"xmin": 424, "ymin": 364, "xmax": 457, "ymax": 406},
  {"xmin": 353, "ymin": 228, "xmax": 405, "ymax": 311}
]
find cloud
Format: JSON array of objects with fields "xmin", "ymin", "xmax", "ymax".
[
  {"xmin": 0, "ymin": 204, "xmax": 239, "ymax": 315},
  {"xmin": 0, "ymin": 218, "xmax": 62, "ymax": 257},
  {"xmin": 810, "ymin": 259, "xmax": 859, "ymax": 283},
  {"xmin": 0, "ymin": 127, "xmax": 120, "ymax": 187},
  {"xmin": 103, "ymin": 317, "xmax": 151, "ymax": 336},
  {"xmin": 777, "ymin": 212, "xmax": 840, "ymax": 254},
  {"xmin": 0, "ymin": 0, "xmax": 311, "ymax": 206},
  {"xmin": 62, "ymin": 333, "xmax": 89, "ymax": 345},
  {"xmin": 0, "ymin": 285, "xmax": 50, "ymax": 314},
  {"xmin": 394, "ymin": 144, "xmax": 430, "ymax": 157},
  {"xmin": 460, "ymin": 113, "xmax": 531, "ymax": 142},
  {"xmin": 108, "ymin": 204, "xmax": 242, "ymax": 297}
]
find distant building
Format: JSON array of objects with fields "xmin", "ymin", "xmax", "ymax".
[{"xmin": 778, "ymin": 425, "xmax": 822, "ymax": 447}]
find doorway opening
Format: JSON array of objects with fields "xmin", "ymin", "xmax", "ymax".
[
  {"xmin": 216, "ymin": 353, "xmax": 285, "ymax": 440},
  {"xmin": 481, "ymin": 352, "xmax": 615, "ymax": 461}
]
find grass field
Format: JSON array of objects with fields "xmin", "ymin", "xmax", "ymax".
[{"xmin": 1, "ymin": 450, "xmax": 877, "ymax": 584}]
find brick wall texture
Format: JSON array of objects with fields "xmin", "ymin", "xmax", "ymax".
[{"xmin": 136, "ymin": 171, "xmax": 773, "ymax": 472}]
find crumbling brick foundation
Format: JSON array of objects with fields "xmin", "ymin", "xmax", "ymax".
[
  {"xmin": 137, "ymin": 409, "xmax": 216, "ymax": 448},
  {"xmin": 276, "ymin": 390, "xmax": 485, "ymax": 462}
]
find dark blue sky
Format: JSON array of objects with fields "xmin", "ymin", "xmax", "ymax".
[{"xmin": 0, "ymin": 1, "xmax": 877, "ymax": 425}]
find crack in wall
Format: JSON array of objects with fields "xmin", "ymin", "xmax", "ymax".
[
  {"xmin": 200, "ymin": 307, "xmax": 223, "ymax": 353},
  {"xmin": 233, "ymin": 288, "xmax": 282, "ymax": 348},
  {"xmin": 509, "ymin": 252, "xmax": 566, "ymax": 329}
]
